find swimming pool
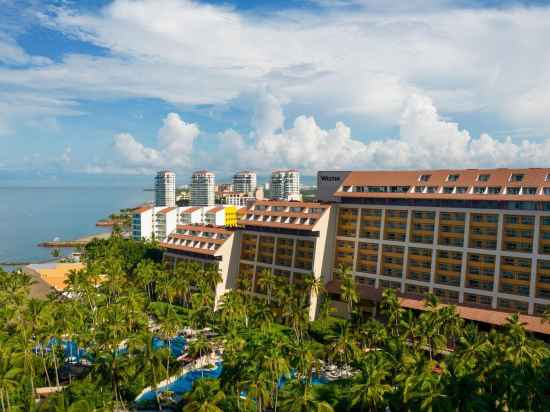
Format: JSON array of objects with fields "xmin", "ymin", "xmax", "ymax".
[{"xmin": 136, "ymin": 362, "xmax": 223, "ymax": 402}]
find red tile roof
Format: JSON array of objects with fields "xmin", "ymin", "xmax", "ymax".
[
  {"xmin": 160, "ymin": 242, "xmax": 217, "ymax": 256},
  {"xmin": 334, "ymin": 168, "xmax": 550, "ymax": 201},
  {"xmin": 207, "ymin": 206, "xmax": 225, "ymax": 213},
  {"xmin": 158, "ymin": 207, "xmax": 177, "ymax": 214},
  {"xmin": 133, "ymin": 205, "xmax": 153, "ymax": 214},
  {"xmin": 325, "ymin": 281, "xmax": 550, "ymax": 334},
  {"xmin": 181, "ymin": 207, "xmax": 201, "ymax": 214},
  {"xmin": 399, "ymin": 297, "xmax": 550, "ymax": 335},
  {"xmin": 176, "ymin": 224, "xmax": 232, "ymax": 235},
  {"xmin": 253, "ymin": 200, "xmax": 330, "ymax": 209}
]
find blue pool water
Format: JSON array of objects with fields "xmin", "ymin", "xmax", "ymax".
[
  {"xmin": 152, "ymin": 336, "xmax": 187, "ymax": 358},
  {"xmin": 136, "ymin": 362, "xmax": 223, "ymax": 402},
  {"xmin": 136, "ymin": 363, "xmax": 329, "ymax": 403}
]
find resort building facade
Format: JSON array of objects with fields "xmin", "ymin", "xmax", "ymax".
[
  {"xmin": 135, "ymin": 168, "xmax": 550, "ymax": 334},
  {"xmin": 323, "ymin": 169, "xmax": 550, "ymax": 327}
]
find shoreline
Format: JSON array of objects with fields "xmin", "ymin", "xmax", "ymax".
[
  {"xmin": 37, "ymin": 231, "xmax": 111, "ymax": 248},
  {"xmin": 2, "ymin": 231, "xmax": 111, "ymax": 268}
]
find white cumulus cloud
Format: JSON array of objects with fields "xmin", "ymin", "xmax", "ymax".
[
  {"xmin": 113, "ymin": 112, "xmax": 199, "ymax": 170},
  {"xmin": 204, "ymin": 90, "xmax": 550, "ymax": 174}
]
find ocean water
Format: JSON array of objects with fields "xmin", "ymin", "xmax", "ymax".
[{"xmin": 0, "ymin": 186, "xmax": 151, "ymax": 266}]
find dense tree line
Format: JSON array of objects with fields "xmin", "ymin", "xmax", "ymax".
[{"xmin": 0, "ymin": 237, "xmax": 548, "ymax": 411}]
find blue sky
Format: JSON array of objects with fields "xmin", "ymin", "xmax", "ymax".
[{"xmin": 1, "ymin": 0, "xmax": 550, "ymax": 185}]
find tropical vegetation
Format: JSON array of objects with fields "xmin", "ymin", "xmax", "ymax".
[{"xmin": 0, "ymin": 236, "xmax": 548, "ymax": 411}]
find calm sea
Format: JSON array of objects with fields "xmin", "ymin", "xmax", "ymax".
[{"xmin": 0, "ymin": 186, "xmax": 151, "ymax": 268}]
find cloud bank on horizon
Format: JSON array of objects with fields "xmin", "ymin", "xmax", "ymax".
[
  {"xmin": 114, "ymin": 89, "xmax": 550, "ymax": 175},
  {"xmin": 1, "ymin": 0, "xmax": 550, "ymax": 176}
]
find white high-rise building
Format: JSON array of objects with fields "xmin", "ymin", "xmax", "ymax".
[
  {"xmin": 233, "ymin": 171, "xmax": 257, "ymax": 194},
  {"xmin": 270, "ymin": 169, "xmax": 301, "ymax": 201},
  {"xmin": 155, "ymin": 170, "xmax": 176, "ymax": 207},
  {"xmin": 191, "ymin": 170, "xmax": 215, "ymax": 206}
]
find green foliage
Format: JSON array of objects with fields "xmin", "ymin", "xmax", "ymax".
[{"xmin": 1, "ymin": 249, "xmax": 549, "ymax": 411}]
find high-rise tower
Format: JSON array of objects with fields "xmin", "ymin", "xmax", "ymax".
[
  {"xmin": 191, "ymin": 170, "xmax": 215, "ymax": 206},
  {"xmin": 270, "ymin": 169, "xmax": 301, "ymax": 201},
  {"xmin": 155, "ymin": 170, "xmax": 176, "ymax": 207}
]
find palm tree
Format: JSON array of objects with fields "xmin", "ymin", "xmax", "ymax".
[
  {"xmin": 0, "ymin": 346, "xmax": 23, "ymax": 412},
  {"xmin": 327, "ymin": 322, "xmax": 359, "ymax": 372},
  {"xmin": 279, "ymin": 382, "xmax": 334, "ymax": 412},
  {"xmin": 135, "ymin": 260, "xmax": 158, "ymax": 302},
  {"xmin": 157, "ymin": 303, "xmax": 180, "ymax": 379},
  {"xmin": 262, "ymin": 346, "xmax": 290, "ymax": 412},
  {"xmin": 350, "ymin": 357, "xmax": 392, "ymax": 412},
  {"xmin": 257, "ymin": 269, "xmax": 278, "ymax": 306},
  {"xmin": 380, "ymin": 289, "xmax": 403, "ymax": 337},
  {"xmin": 183, "ymin": 378, "xmax": 225, "ymax": 412},
  {"xmin": 338, "ymin": 267, "xmax": 358, "ymax": 316},
  {"xmin": 130, "ymin": 330, "xmax": 167, "ymax": 411}
]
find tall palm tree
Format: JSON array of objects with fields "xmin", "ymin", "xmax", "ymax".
[
  {"xmin": 256, "ymin": 269, "xmax": 278, "ymax": 306},
  {"xmin": 339, "ymin": 267, "xmax": 358, "ymax": 316},
  {"xmin": 350, "ymin": 357, "xmax": 392, "ymax": 412},
  {"xmin": 327, "ymin": 322, "xmax": 359, "ymax": 371},
  {"xmin": 183, "ymin": 378, "xmax": 225, "ymax": 412},
  {"xmin": 379, "ymin": 289, "xmax": 404, "ymax": 337},
  {"xmin": 279, "ymin": 382, "xmax": 334, "ymax": 412},
  {"xmin": 157, "ymin": 303, "xmax": 180, "ymax": 379},
  {"xmin": 0, "ymin": 346, "xmax": 23, "ymax": 412}
]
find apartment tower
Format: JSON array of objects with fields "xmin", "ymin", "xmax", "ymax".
[
  {"xmin": 191, "ymin": 170, "xmax": 215, "ymax": 206},
  {"xmin": 155, "ymin": 170, "xmax": 176, "ymax": 207},
  {"xmin": 233, "ymin": 171, "xmax": 257, "ymax": 194},
  {"xmin": 270, "ymin": 169, "xmax": 301, "ymax": 201}
]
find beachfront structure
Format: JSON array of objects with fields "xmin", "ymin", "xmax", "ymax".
[
  {"xmin": 191, "ymin": 171, "xmax": 215, "ymax": 206},
  {"xmin": 155, "ymin": 171, "xmax": 176, "ymax": 207},
  {"xmin": 132, "ymin": 205, "xmax": 154, "ymax": 240},
  {"xmin": 233, "ymin": 171, "xmax": 257, "ymax": 194},
  {"xmin": 153, "ymin": 207, "xmax": 178, "ymax": 240},
  {"xmin": 132, "ymin": 205, "xmax": 234, "ymax": 241},
  {"xmin": 270, "ymin": 169, "xmax": 301, "ymax": 201},
  {"xmin": 157, "ymin": 168, "xmax": 550, "ymax": 335}
]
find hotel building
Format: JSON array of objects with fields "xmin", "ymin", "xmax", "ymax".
[
  {"xmin": 191, "ymin": 170, "xmax": 215, "ymax": 206},
  {"xmin": 233, "ymin": 171, "xmax": 257, "ymax": 194},
  {"xmin": 323, "ymin": 169, "xmax": 550, "ymax": 324},
  {"xmin": 155, "ymin": 170, "xmax": 176, "ymax": 207},
  {"xmin": 270, "ymin": 169, "xmax": 301, "ymax": 201},
  {"xmin": 142, "ymin": 168, "xmax": 550, "ymax": 335}
]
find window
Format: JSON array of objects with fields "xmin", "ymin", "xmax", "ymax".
[
  {"xmin": 442, "ymin": 186, "xmax": 453, "ymax": 194},
  {"xmin": 414, "ymin": 186, "xmax": 425, "ymax": 193},
  {"xmin": 478, "ymin": 174, "xmax": 490, "ymax": 182},
  {"xmin": 510, "ymin": 174, "xmax": 524, "ymax": 182},
  {"xmin": 455, "ymin": 187, "xmax": 468, "ymax": 194},
  {"xmin": 426, "ymin": 186, "xmax": 438, "ymax": 193},
  {"xmin": 507, "ymin": 187, "xmax": 520, "ymax": 195},
  {"xmin": 473, "ymin": 186, "xmax": 486, "ymax": 194},
  {"xmin": 447, "ymin": 174, "xmax": 460, "ymax": 182},
  {"xmin": 522, "ymin": 187, "xmax": 537, "ymax": 195},
  {"xmin": 543, "ymin": 188, "xmax": 550, "ymax": 195},
  {"xmin": 487, "ymin": 187, "xmax": 501, "ymax": 194},
  {"xmin": 419, "ymin": 174, "xmax": 431, "ymax": 182}
]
